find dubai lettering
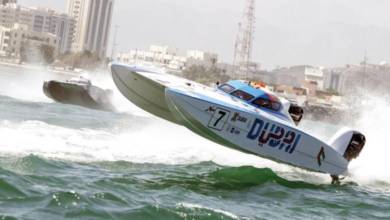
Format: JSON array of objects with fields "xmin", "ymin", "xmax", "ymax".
[{"xmin": 247, "ymin": 118, "xmax": 301, "ymax": 154}]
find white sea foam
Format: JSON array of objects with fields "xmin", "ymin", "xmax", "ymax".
[
  {"xmin": 0, "ymin": 118, "xmax": 281, "ymax": 168},
  {"xmin": 298, "ymin": 94, "xmax": 390, "ymax": 185},
  {"xmin": 177, "ymin": 202, "xmax": 240, "ymax": 219},
  {"xmin": 347, "ymin": 95, "xmax": 390, "ymax": 184},
  {"xmin": 0, "ymin": 66, "xmax": 54, "ymax": 103},
  {"xmin": 1, "ymin": 67, "xmax": 390, "ymax": 185}
]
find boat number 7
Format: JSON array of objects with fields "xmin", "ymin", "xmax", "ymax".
[{"xmin": 208, "ymin": 108, "xmax": 230, "ymax": 131}]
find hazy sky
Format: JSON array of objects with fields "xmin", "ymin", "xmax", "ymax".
[{"xmin": 20, "ymin": 0, "xmax": 390, "ymax": 69}]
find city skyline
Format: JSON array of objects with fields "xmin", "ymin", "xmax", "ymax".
[
  {"xmin": 0, "ymin": 3, "xmax": 74, "ymax": 58},
  {"xmin": 66, "ymin": 0, "xmax": 114, "ymax": 59},
  {"xmin": 20, "ymin": 0, "xmax": 390, "ymax": 69}
]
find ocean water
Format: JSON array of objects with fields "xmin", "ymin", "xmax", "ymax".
[{"xmin": 0, "ymin": 66, "xmax": 390, "ymax": 220}]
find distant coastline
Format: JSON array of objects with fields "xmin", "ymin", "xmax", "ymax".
[{"xmin": 0, "ymin": 59, "xmax": 84, "ymax": 77}]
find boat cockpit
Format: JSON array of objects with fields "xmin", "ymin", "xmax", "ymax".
[
  {"xmin": 67, "ymin": 75, "xmax": 92, "ymax": 86},
  {"xmin": 218, "ymin": 80, "xmax": 304, "ymax": 125}
]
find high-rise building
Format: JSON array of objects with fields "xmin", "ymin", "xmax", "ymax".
[
  {"xmin": 0, "ymin": 0, "xmax": 16, "ymax": 5},
  {"xmin": 29, "ymin": 7, "xmax": 75, "ymax": 54},
  {"xmin": 0, "ymin": 23, "xmax": 57, "ymax": 59},
  {"xmin": 0, "ymin": 4, "xmax": 74, "ymax": 54},
  {"xmin": 66, "ymin": 0, "xmax": 114, "ymax": 59}
]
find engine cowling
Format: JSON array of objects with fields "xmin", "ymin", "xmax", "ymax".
[
  {"xmin": 289, "ymin": 103, "xmax": 304, "ymax": 125},
  {"xmin": 329, "ymin": 129, "xmax": 366, "ymax": 161},
  {"xmin": 344, "ymin": 132, "xmax": 366, "ymax": 161}
]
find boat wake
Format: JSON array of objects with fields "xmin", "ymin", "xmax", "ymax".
[
  {"xmin": 0, "ymin": 69, "xmax": 390, "ymax": 187},
  {"xmin": 347, "ymin": 95, "xmax": 390, "ymax": 185}
]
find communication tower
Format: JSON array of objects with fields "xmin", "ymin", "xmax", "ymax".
[{"xmin": 233, "ymin": 0, "xmax": 256, "ymax": 79}]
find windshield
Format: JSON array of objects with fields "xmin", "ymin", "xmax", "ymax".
[
  {"xmin": 252, "ymin": 97, "xmax": 281, "ymax": 111},
  {"xmin": 231, "ymin": 90, "xmax": 254, "ymax": 101},
  {"xmin": 218, "ymin": 84, "xmax": 235, "ymax": 93}
]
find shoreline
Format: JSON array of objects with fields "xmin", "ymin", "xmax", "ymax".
[{"xmin": 0, "ymin": 60, "xmax": 86, "ymax": 77}]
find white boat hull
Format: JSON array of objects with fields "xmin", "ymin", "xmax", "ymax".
[
  {"xmin": 111, "ymin": 63, "xmax": 365, "ymax": 176},
  {"xmin": 111, "ymin": 63, "xmax": 178, "ymax": 123},
  {"xmin": 165, "ymin": 87, "xmax": 348, "ymax": 175}
]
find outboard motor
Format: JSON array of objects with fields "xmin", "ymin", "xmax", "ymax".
[
  {"xmin": 329, "ymin": 129, "xmax": 366, "ymax": 161},
  {"xmin": 328, "ymin": 129, "xmax": 366, "ymax": 184},
  {"xmin": 289, "ymin": 103, "xmax": 304, "ymax": 125},
  {"xmin": 343, "ymin": 132, "xmax": 366, "ymax": 161}
]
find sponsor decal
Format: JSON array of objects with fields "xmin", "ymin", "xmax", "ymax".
[
  {"xmin": 230, "ymin": 127, "xmax": 241, "ymax": 135},
  {"xmin": 205, "ymin": 106, "xmax": 216, "ymax": 113},
  {"xmin": 247, "ymin": 118, "xmax": 301, "ymax": 154},
  {"xmin": 317, "ymin": 147, "xmax": 326, "ymax": 166},
  {"xmin": 231, "ymin": 112, "xmax": 248, "ymax": 123}
]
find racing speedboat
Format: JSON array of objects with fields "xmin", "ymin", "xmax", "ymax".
[
  {"xmin": 43, "ymin": 74, "xmax": 116, "ymax": 111},
  {"xmin": 110, "ymin": 63, "xmax": 366, "ymax": 182}
]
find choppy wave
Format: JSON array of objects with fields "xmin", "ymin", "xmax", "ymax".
[
  {"xmin": 0, "ymin": 155, "xmax": 389, "ymax": 220},
  {"xmin": 1, "ymin": 68, "xmax": 390, "ymax": 219},
  {"xmin": 2, "ymin": 91, "xmax": 390, "ymax": 186}
]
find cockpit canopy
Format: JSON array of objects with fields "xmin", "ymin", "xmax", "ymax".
[
  {"xmin": 68, "ymin": 74, "xmax": 91, "ymax": 85},
  {"xmin": 218, "ymin": 80, "xmax": 282, "ymax": 112}
]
